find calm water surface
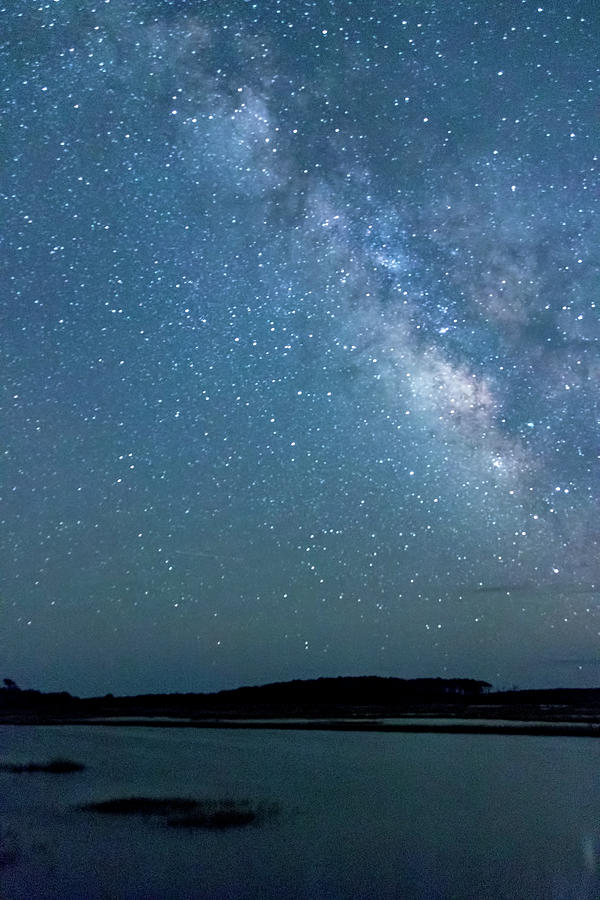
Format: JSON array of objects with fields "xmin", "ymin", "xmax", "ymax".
[{"xmin": 1, "ymin": 725, "xmax": 599, "ymax": 899}]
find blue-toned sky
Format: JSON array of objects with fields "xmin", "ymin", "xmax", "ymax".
[{"xmin": 1, "ymin": 0, "xmax": 599, "ymax": 695}]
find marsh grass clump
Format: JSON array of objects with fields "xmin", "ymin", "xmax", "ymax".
[
  {"xmin": 80, "ymin": 795, "xmax": 278, "ymax": 829},
  {"xmin": 167, "ymin": 808, "xmax": 256, "ymax": 828},
  {"xmin": 1, "ymin": 758, "xmax": 85, "ymax": 774},
  {"xmin": 81, "ymin": 797, "xmax": 198, "ymax": 816},
  {"xmin": 166, "ymin": 799, "xmax": 257, "ymax": 829}
]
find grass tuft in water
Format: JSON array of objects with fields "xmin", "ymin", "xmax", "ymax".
[
  {"xmin": 80, "ymin": 796, "xmax": 278, "ymax": 828},
  {"xmin": 0, "ymin": 758, "xmax": 85, "ymax": 774},
  {"xmin": 81, "ymin": 797, "xmax": 198, "ymax": 815},
  {"xmin": 167, "ymin": 808, "xmax": 257, "ymax": 829}
]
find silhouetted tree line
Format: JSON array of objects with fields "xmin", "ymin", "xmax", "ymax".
[
  {"xmin": 1, "ymin": 675, "xmax": 489, "ymax": 718},
  {"xmin": 2, "ymin": 676, "xmax": 599, "ymax": 720},
  {"xmin": 0, "ymin": 686, "xmax": 79, "ymax": 711},
  {"xmin": 206, "ymin": 676, "xmax": 493, "ymax": 707}
]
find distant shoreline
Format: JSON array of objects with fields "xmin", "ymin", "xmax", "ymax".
[
  {"xmin": 3, "ymin": 678, "xmax": 599, "ymax": 737},
  {"xmin": 2, "ymin": 717, "xmax": 599, "ymax": 737}
]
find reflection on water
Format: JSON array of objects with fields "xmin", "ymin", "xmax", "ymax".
[{"xmin": 1, "ymin": 725, "xmax": 599, "ymax": 899}]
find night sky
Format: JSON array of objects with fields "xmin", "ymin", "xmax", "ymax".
[{"xmin": 2, "ymin": 0, "xmax": 599, "ymax": 696}]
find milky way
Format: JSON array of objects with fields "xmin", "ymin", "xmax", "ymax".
[{"xmin": 1, "ymin": 0, "xmax": 599, "ymax": 694}]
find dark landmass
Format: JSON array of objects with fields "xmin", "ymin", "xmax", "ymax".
[
  {"xmin": 3, "ymin": 675, "xmax": 489, "ymax": 721},
  {"xmin": 1, "ymin": 676, "xmax": 599, "ymax": 733}
]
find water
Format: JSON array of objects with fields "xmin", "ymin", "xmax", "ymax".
[{"xmin": 1, "ymin": 725, "xmax": 599, "ymax": 899}]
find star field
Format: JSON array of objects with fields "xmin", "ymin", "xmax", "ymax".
[{"xmin": 1, "ymin": 0, "xmax": 599, "ymax": 694}]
